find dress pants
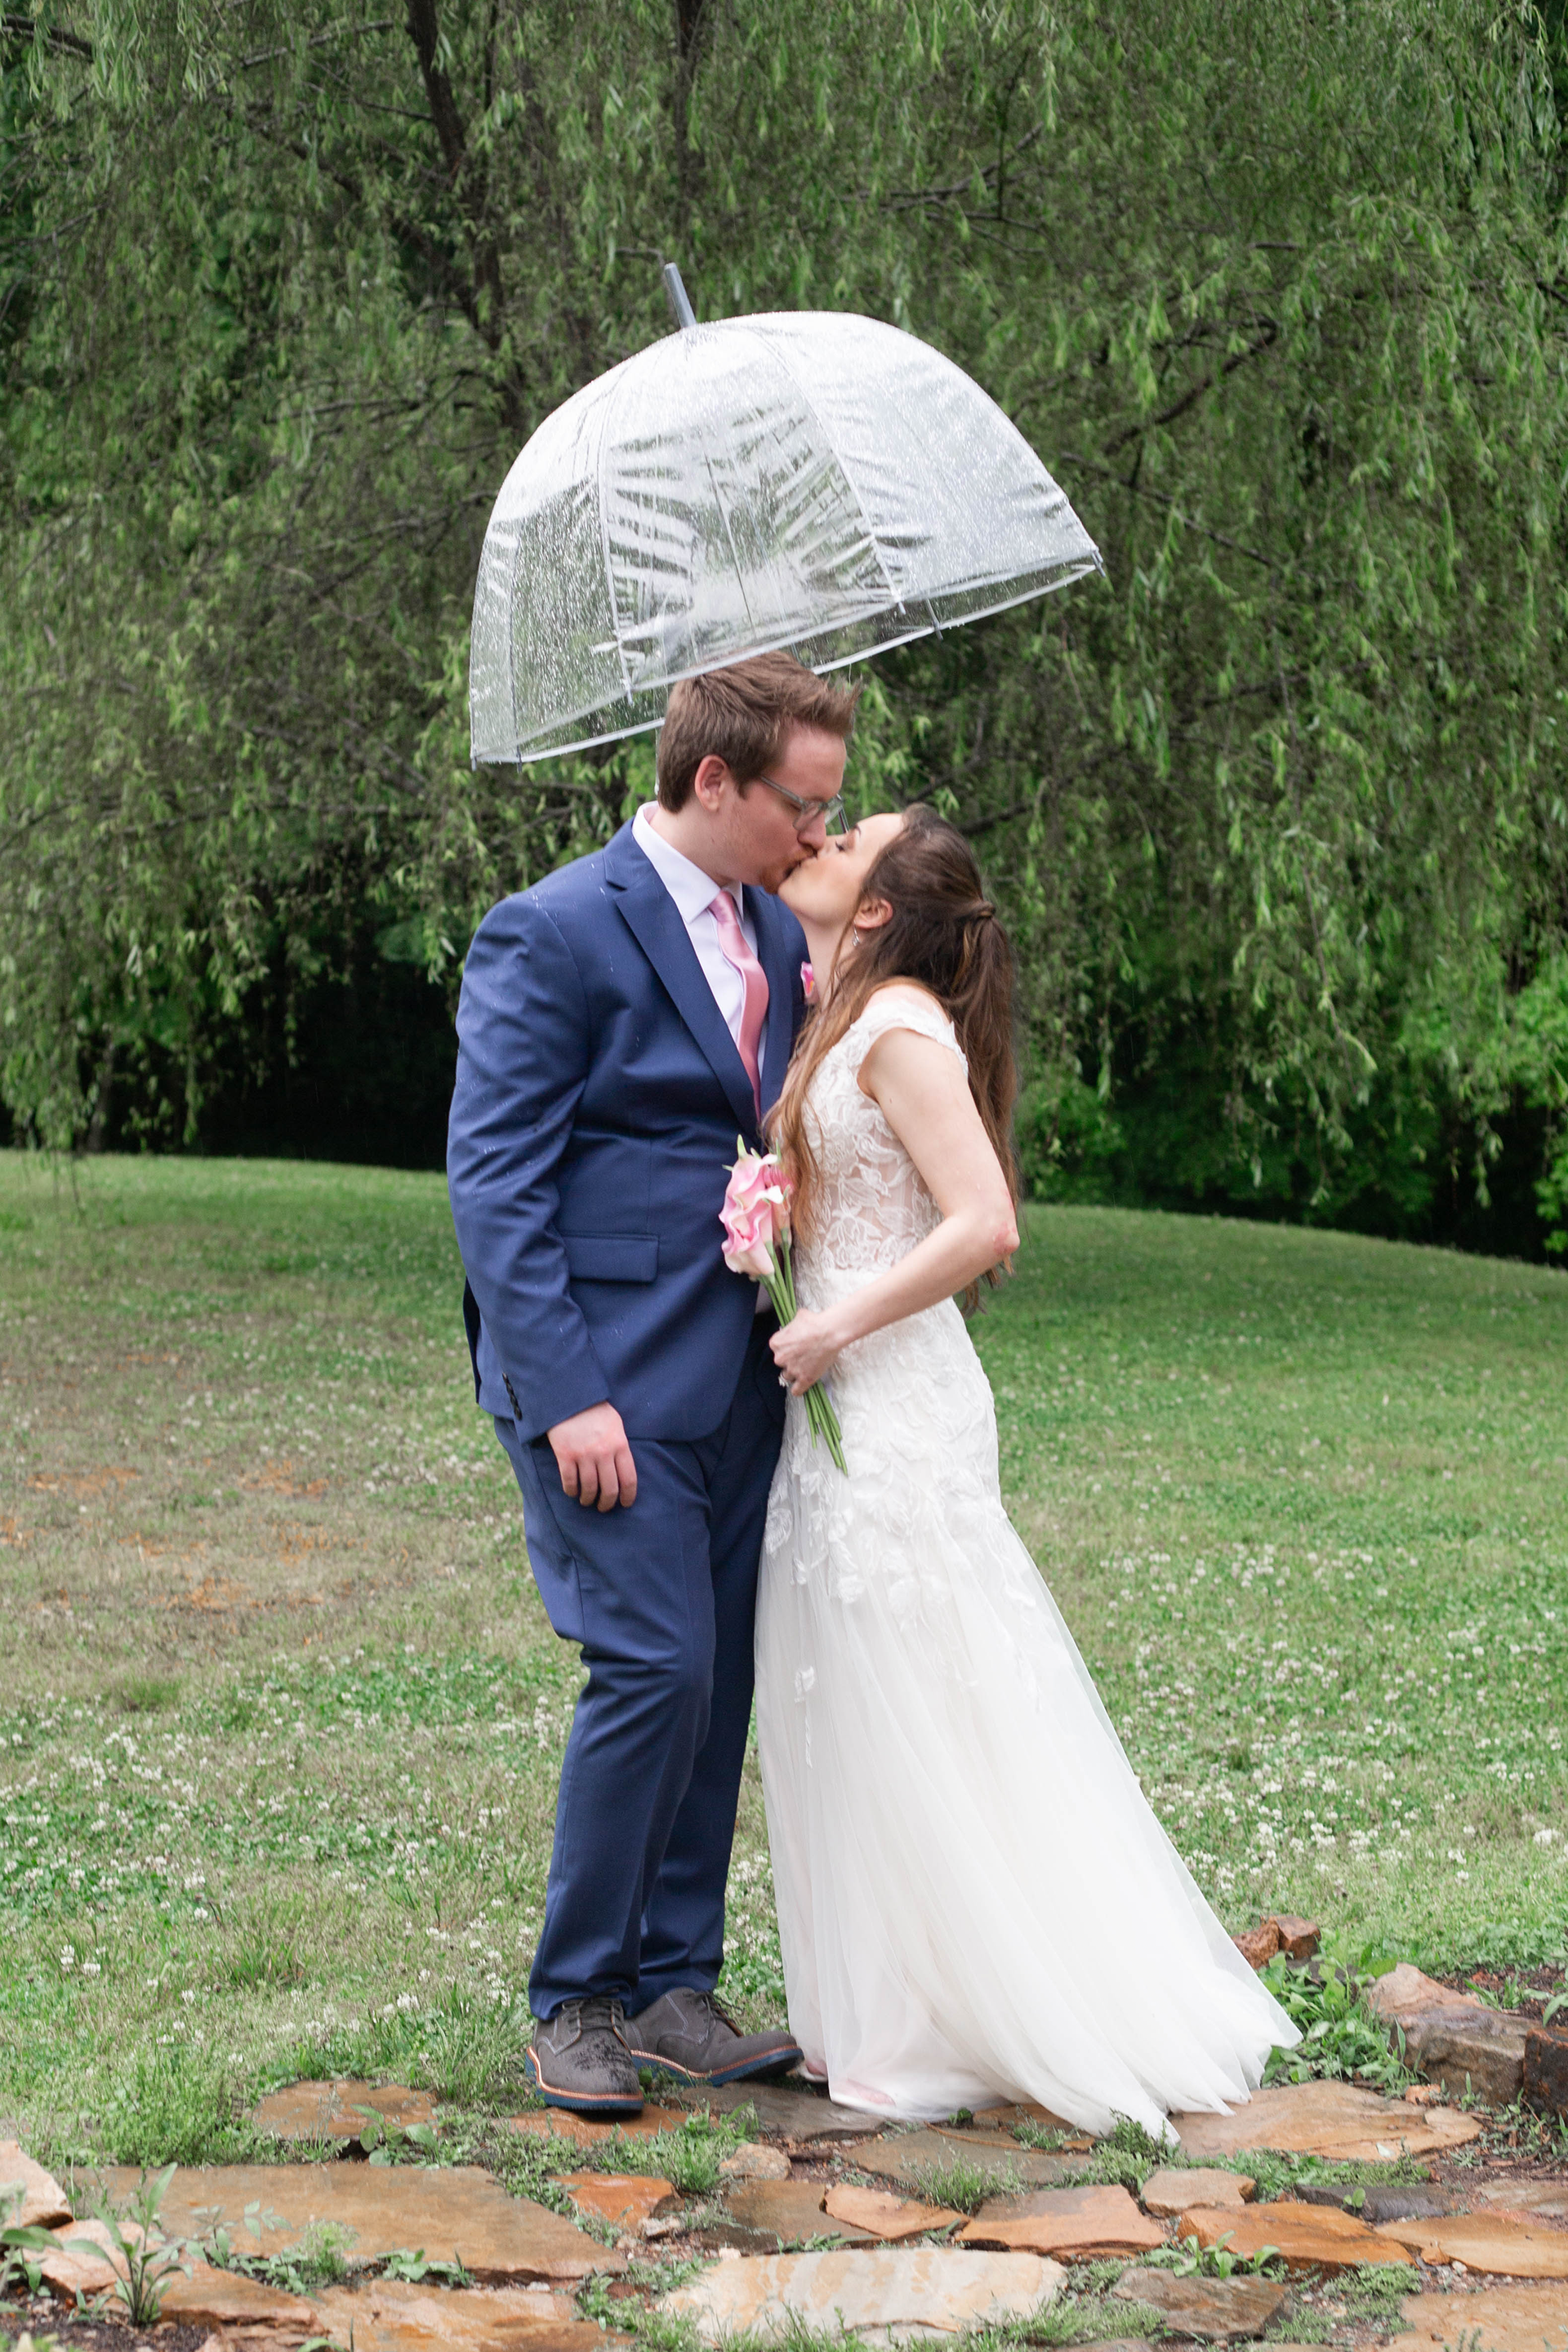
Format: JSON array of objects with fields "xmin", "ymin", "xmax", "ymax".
[{"xmin": 494, "ymin": 1318, "xmax": 783, "ymax": 2021}]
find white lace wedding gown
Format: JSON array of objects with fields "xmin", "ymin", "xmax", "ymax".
[{"xmin": 755, "ymin": 987, "xmax": 1297, "ymax": 2132}]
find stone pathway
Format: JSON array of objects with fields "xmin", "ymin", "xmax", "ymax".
[
  {"xmin": 719, "ymin": 2176, "xmax": 876, "ymax": 2247},
  {"xmin": 658, "ymin": 2244, "xmax": 1063, "ymax": 2344},
  {"xmin": 1172, "ymin": 2078, "xmax": 1483, "ymax": 2160},
  {"xmin": 1390, "ymin": 2282, "xmax": 1568, "ymax": 2352},
  {"xmin": 310, "ymin": 2278, "xmax": 627, "ymax": 2351},
  {"xmin": 508, "ymin": 2100, "xmax": 690, "ymax": 2147},
  {"xmin": 252, "ymin": 2080, "xmax": 440, "ymax": 2143},
  {"xmin": 13, "ymin": 2065, "xmax": 1568, "ymax": 2350},
  {"xmin": 558, "ymin": 2171, "xmax": 674, "ymax": 2230},
  {"xmin": 853, "ymin": 2124, "xmax": 1077, "ymax": 2192},
  {"xmin": 957, "ymin": 2185, "xmax": 1167, "ymax": 2257},
  {"xmin": 1115, "ymin": 2267, "xmax": 1292, "ymax": 2340},
  {"xmin": 1142, "ymin": 2165, "xmax": 1254, "ymax": 2215},
  {"xmin": 92, "ymin": 2159, "xmax": 619, "ymax": 2282},
  {"xmin": 825, "ymin": 2184, "xmax": 964, "ymax": 2240},
  {"xmin": 1179, "ymin": 2197, "xmax": 1413, "ymax": 2274}
]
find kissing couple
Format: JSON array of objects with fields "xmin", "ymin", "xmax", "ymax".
[{"xmin": 448, "ymin": 653, "xmax": 1294, "ymax": 2130}]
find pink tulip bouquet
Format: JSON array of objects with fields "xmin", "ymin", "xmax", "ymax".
[{"xmin": 720, "ymin": 1141, "xmax": 847, "ymax": 1473}]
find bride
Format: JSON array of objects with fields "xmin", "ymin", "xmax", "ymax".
[{"xmin": 756, "ymin": 803, "xmax": 1296, "ymax": 2132}]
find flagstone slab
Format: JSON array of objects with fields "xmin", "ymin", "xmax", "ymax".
[
  {"xmin": 855, "ymin": 2128, "xmax": 1076, "ymax": 2194},
  {"xmin": 1173, "ymin": 2080, "xmax": 1481, "ymax": 2161},
  {"xmin": 310, "ymin": 2278, "xmax": 627, "ymax": 2351},
  {"xmin": 659, "ymin": 2246, "xmax": 1062, "ymax": 2343},
  {"xmin": 509, "ymin": 2104, "xmax": 690, "ymax": 2148},
  {"xmin": 720, "ymin": 2140, "xmax": 792, "ymax": 2180},
  {"xmin": 724, "ymin": 2178, "xmax": 875, "ymax": 2246},
  {"xmin": 1143, "ymin": 2168, "xmax": 1254, "ymax": 2217},
  {"xmin": 559, "ymin": 2172, "xmax": 673, "ymax": 2230},
  {"xmin": 1291, "ymin": 2183, "xmax": 1455, "ymax": 2225},
  {"xmin": 1390, "ymin": 2282, "xmax": 1568, "ymax": 2352},
  {"xmin": 960, "ymin": 2105, "xmax": 1092, "ymax": 2149},
  {"xmin": 1181, "ymin": 2198, "xmax": 1413, "ymax": 2274},
  {"xmin": 669, "ymin": 2080, "xmax": 884, "ymax": 2141},
  {"xmin": 251, "ymin": 2080, "xmax": 439, "ymax": 2141},
  {"xmin": 1112, "ymin": 2267, "xmax": 1291, "ymax": 2340},
  {"xmin": 1526, "ymin": 2030, "xmax": 1568, "ymax": 2118},
  {"xmin": 1473, "ymin": 2183, "xmax": 1568, "ymax": 2223},
  {"xmin": 825, "ymin": 2185, "xmax": 964, "ymax": 2240},
  {"xmin": 1364, "ymin": 1966, "xmax": 1529, "ymax": 2107},
  {"xmin": 0, "ymin": 2141, "xmax": 71, "ymax": 2229},
  {"xmin": 39, "ymin": 2216, "xmax": 127, "ymax": 2300},
  {"xmin": 1070, "ymin": 2341, "xmax": 1169, "ymax": 2352},
  {"xmin": 92, "ymin": 2163, "xmax": 623, "ymax": 2283},
  {"xmin": 160, "ymin": 2259, "xmax": 323, "ymax": 2337},
  {"xmin": 960, "ymin": 2185, "xmax": 1166, "ymax": 2259},
  {"xmin": 1379, "ymin": 2213, "xmax": 1568, "ymax": 2277}
]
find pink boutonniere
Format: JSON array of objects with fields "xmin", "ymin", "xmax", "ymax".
[{"xmin": 800, "ymin": 960, "xmax": 815, "ymax": 1002}]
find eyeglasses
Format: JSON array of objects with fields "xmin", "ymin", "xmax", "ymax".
[{"xmin": 755, "ymin": 773, "xmax": 847, "ymax": 836}]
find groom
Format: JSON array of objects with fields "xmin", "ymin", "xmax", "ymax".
[{"xmin": 447, "ymin": 653, "xmax": 858, "ymax": 2114}]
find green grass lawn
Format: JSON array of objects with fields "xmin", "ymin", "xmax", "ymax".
[{"xmin": 2, "ymin": 1150, "xmax": 1566, "ymax": 2161}]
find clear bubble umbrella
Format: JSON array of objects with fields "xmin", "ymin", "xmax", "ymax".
[{"xmin": 470, "ymin": 270, "xmax": 1102, "ymax": 764}]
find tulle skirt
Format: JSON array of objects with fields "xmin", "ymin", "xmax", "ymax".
[{"xmin": 754, "ymin": 1271, "xmax": 1297, "ymax": 2132}]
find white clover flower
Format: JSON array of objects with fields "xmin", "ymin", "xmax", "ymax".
[
  {"xmin": 1536, "ymin": 1828, "xmax": 1557, "ymax": 1846},
  {"xmin": 60, "ymin": 1944, "xmax": 75, "ymax": 1970}
]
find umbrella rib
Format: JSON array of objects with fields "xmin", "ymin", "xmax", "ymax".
[
  {"xmin": 757, "ymin": 332, "xmax": 905, "ymax": 625},
  {"xmin": 597, "ymin": 357, "xmax": 639, "ymax": 709},
  {"xmin": 702, "ymin": 447, "xmax": 760, "ymax": 637}
]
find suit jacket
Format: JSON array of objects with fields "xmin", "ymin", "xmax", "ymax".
[{"xmin": 447, "ymin": 817, "xmax": 808, "ymax": 1443}]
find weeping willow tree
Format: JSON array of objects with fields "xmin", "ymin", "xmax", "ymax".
[{"xmin": 2, "ymin": 0, "xmax": 1567, "ymax": 1241}]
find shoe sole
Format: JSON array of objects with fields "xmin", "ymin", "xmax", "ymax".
[
  {"xmin": 624, "ymin": 2039, "xmax": 804, "ymax": 2087},
  {"xmin": 524, "ymin": 2042, "xmax": 645, "ymax": 2117}
]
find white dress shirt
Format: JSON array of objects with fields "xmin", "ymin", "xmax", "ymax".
[{"xmin": 632, "ymin": 801, "xmax": 759, "ymax": 1048}]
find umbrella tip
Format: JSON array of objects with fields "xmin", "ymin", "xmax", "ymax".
[{"xmin": 662, "ymin": 261, "xmax": 697, "ymax": 331}]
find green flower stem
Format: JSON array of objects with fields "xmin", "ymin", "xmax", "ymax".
[{"xmin": 764, "ymin": 1236, "xmax": 848, "ymax": 1473}]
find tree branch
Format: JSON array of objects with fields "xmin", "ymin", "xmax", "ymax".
[
  {"xmin": 2, "ymin": 11, "xmax": 92, "ymax": 58},
  {"xmin": 403, "ymin": 0, "xmax": 505, "ymax": 351},
  {"xmin": 1104, "ymin": 322, "xmax": 1280, "ymax": 452}
]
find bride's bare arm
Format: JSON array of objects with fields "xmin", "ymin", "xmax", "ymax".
[{"xmin": 769, "ymin": 1023, "xmax": 1018, "ymax": 1396}]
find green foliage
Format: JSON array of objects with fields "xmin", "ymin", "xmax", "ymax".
[
  {"xmin": 242, "ymin": 2216, "xmax": 357, "ymax": 2295},
  {"xmin": 1342, "ymin": 2261, "xmax": 1422, "ymax": 2319},
  {"xmin": 0, "ymin": 2189, "xmax": 64, "ymax": 2299},
  {"xmin": 382, "ymin": 2247, "xmax": 472, "ymax": 2285},
  {"xmin": 219, "ymin": 1891, "xmax": 308, "ymax": 1993},
  {"xmin": 1259, "ymin": 1956, "xmax": 1413, "ymax": 2092},
  {"xmin": 2, "ymin": 0, "xmax": 1567, "ymax": 1237},
  {"xmin": 88, "ymin": 2164, "xmax": 193, "ymax": 2327},
  {"xmin": 110, "ymin": 1676, "xmax": 180, "ymax": 1716},
  {"xmin": 94, "ymin": 2044, "xmax": 253, "ymax": 2167},
  {"xmin": 982, "ymin": 2291, "xmax": 1162, "ymax": 2345},
  {"xmin": 907, "ymin": 2152, "xmax": 1022, "ymax": 2213},
  {"xmin": 581, "ymin": 2113, "xmax": 744, "ymax": 2198},
  {"xmin": 1145, "ymin": 2229, "xmax": 1282, "ymax": 2279}
]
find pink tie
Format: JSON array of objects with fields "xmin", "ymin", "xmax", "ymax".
[{"xmin": 710, "ymin": 888, "xmax": 769, "ymax": 1120}]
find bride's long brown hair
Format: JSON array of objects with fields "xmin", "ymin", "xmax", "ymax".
[{"xmin": 769, "ymin": 804, "xmax": 1020, "ymax": 1288}]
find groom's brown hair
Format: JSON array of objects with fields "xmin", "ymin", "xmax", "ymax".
[{"xmin": 657, "ymin": 652, "xmax": 860, "ymax": 811}]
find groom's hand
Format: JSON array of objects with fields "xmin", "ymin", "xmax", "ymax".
[{"xmin": 548, "ymin": 1402, "xmax": 639, "ymax": 1511}]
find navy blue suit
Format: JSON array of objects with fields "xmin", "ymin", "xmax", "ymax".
[{"xmin": 447, "ymin": 818, "xmax": 807, "ymax": 2017}]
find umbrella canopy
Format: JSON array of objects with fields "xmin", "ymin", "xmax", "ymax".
[{"xmin": 470, "ymin": 305, "xmax": 1102, "ymax": 764}]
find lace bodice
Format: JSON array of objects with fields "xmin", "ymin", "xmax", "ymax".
[{"xmin": 795, "ymin": 987, "xmax": 967, "ymax": 1283}]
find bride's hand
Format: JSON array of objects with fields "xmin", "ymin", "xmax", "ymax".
[{"xmin": 770, "ymin": 1307, "xmax": 845, "ymax": 1395}]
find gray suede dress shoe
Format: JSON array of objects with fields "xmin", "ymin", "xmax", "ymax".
[
  {"xmin": 626, "ymin": 1988, "xmax": 803, "ymax": 2085},
  {"xmin": 526, "ymin": 1995, "xmax": 644, "ymax": 2115}
]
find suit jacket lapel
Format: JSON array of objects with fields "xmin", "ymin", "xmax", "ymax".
[
  {"xmin": 604, "ymin": 823, "xmax": 760, "ymax": 1140},
  {"xmin": 753, "ymin": 890, "xmax": 797, "ymax": 1119}
]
